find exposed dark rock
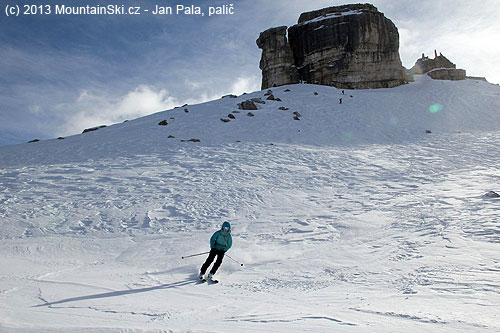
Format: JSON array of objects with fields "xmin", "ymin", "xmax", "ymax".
[
  {"xmin": 181, "ymin": 139, "xmax": 201, "ymax": 142},
  {"xmin": 232, "ymin": 111, "xmax": 241, "ymax": 113},
  {"xmin": 158, "ymin": 120, "xmax": 168, "ymax": 126},
  {"xmin": 275, "ymin": 98, "xmax": 282, "ymax": 102},
  {"xmin": 428, "ymin": 68, "xmax": 466, "ymax": 81},
  {"xmin": 266, "ymin": 94, "xmax": 276, "ymax": 100},
  {"xmin": 466, "ymin": 76, "xmax": 487, "ymax": 82},
  {"xmin": 82, "ymin": 125, "xmax": 106, "ymax": 134},
  {"xmin": 258, "ymin": 4, "xmax": 405, "ymax": 90},
  {"xmin": 289, "ymin": 4, "xmax": 405, "ymax": 89},
  {"xmin": 28, "ymin": 139, "xmax": 40, "ymax": 143},
  {"xmin": 238, "ymin": 100, "xmax": 258, "ymax": 110},
  {"xmin": 57, "ymin": 137, "xmax": 65, "ymax": 140},
  {"xmin": 314, "ymin": 92, "xmax": 318, "ymax": 96},
  {"xmin": 279, "ymin": 106, "xmax": 289, "ymax": 110},
  {"xmin": 184, "ymin": 108, "xmax": 189, "ymax": 113},
  {"xmin": 264, "ymin": 89, "xmax": 273, "ymax": 96},
  {"xmin": 409, "ymin": 51, "xmax": 466, "ymax": 81},
  {"xmin": 410, "ymin": 51, "xmax": 456, "ymax": 75},
  {"xmin": 221, "ymin": 118, "xmax": 231, "ymax": 122},
  {"xmin": 294, "ymin": 115, "xmax": 301, "ymax": 120},
  {"xmin": 168, "ymin": 135, "xmax": 175, "ymax": 138},
  {"xmin": 484, "ymin": 191, "xmax": 500, "ymax": 198},
  {"xmin": 425, "ymin": 130, "xmax": 432, "ymax": 134},
  {"xmin": 256, "ymin": 26, "xmax": 300, "ymax": 90},
  {"xmin": 247, "ymin": 112, "xmax": 255, "ymax": 117},
  {"xmin": 293, "ymin": 111, "xmax": 302, "ymax": 117},
  {"xmin": 251, "ymin": 98, "xmax": 266, "ymax": 104},
  {"xmin": 228, "ymin": 114, "xmax": 236, "ymax": 119},
  {"xmin": 284, "ymin": 89, "xmax": 291, "ymax": 92},
  {"xmin": 222, "ymin": 94, "xmax": 238, "ymax": 99}
]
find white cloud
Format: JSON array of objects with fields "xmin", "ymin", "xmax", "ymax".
[
  {"xmin": 431, "ymin": 26, "xmax": 500, "ymax": 82},
  {"xmin": 184, "ymin": 79, "xmax": 201, "ymax": 89},
  {"xmin": 58, "ymin": 85, "xmax": 180, "ymax": 135},
  {"xmin": 178, "ymin": 75, "xmax": 261, "ymax": 107},
  {"xmin": 189, "ymin": 76, "xmax": 260, "ymax": 103},
  {"xmin": 28, "ymin": 105, "xmax": 42, "ymax": 115},
  {"xmin": 52, "ymin": 75, "xmax": 260, "ymax": 137},
  {"xmin": 230, "ymin": 76, "xmax": 261, "ymax": 95}
]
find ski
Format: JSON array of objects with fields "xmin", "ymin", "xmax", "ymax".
[{"xmin": 198, "ymin": 272, "xmax": 219, "ymax": 284}]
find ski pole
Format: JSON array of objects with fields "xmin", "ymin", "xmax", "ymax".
[
  {"xmin": 225, "ymin": 254, "xmax": 244, "ymax": 266},
  {"xmin": 181, "ymin": 251, "xmax": 210, "ymax": 259}
]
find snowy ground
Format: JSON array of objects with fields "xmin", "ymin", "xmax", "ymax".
[{"xmin": 0, "ymin": 76, "xmax": 499, "ymax": 331}]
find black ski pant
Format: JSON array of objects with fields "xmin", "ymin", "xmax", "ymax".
[{"xmin": 200, "ymin": 248, "xmax": 225, "ymax": 275}]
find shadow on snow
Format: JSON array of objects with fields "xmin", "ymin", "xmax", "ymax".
[{"xmin": 33, "ymin": 275, "xmax": 201, "ymax": 308}]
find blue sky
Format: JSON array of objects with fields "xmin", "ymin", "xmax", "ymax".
[{"xmin": 1, "ymin": 0, "xmax": 499, "ymax": 145}]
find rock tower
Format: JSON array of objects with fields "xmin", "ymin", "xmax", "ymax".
[
  {"xmin": 257, "ymin": 4, "xmax": 405, "ymax": 90},
  {"xmin": 256, "ymin": 26, "xmax": 300, "ymax": 90},
  {"xmin": 409, "ymin": 51, "xmax": 466, "ymax": 81}
]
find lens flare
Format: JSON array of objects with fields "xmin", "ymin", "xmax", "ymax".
[
  {"xmin": 342, "ymin": 131, "xmax": 353, "ymax": 141},
  {"xmin": 429, "ymin": 104, "xmax": 443, "ymax": 113}
]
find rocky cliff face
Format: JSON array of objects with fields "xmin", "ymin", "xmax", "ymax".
[
  {"xmin": 256, "ymin": 26, "xmax": 300, "ymax": 90},
  {"xmin": 428, "ymin": 68, "xmax": 466, "ymax": 81},
  {"xmin": 257, "ymin": 4, "xmax": 406, "ymax": 90}
]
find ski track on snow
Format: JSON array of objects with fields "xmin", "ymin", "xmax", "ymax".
[{"xmin": 0, "ymin": 79, "xmax": 499, "ymax": 331}]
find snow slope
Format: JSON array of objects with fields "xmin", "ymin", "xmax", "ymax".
[
  {"xmin": 0, "ymin": 76, "xmax": 499, "ymax": 332},
  {"xmin": 1, "ymin": 75, "xmax": 500, "ymax": 167}
]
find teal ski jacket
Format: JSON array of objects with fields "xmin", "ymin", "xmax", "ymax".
[{"xmin": 210, "ymin": 222, "xmax": 232, "ymax": 252}]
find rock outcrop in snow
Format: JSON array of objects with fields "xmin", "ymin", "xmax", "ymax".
[
  {"xmin": 257, "ymin": 4, "xmax": 405, "ymax": 90},
  {"xmin": 409, "ymin": 50, "xmax": 466, "ymax": 81},
  {"xmin": 427, "ymin": 68, "xmax": 466, "ymax": 81},
  {"xmin": 484, "ymin": 191, "xmax": 500, "ymax": 198},
  {"xmin": 410, "ymin": 51, "xmax": 456, "ymax": 74},
  {"xmin": 256, "ymin": 26, "xmax": 300, "ymax": 90}
]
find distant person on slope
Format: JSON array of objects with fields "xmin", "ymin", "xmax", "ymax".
[{"xmin": 199, "ymin": 221, "xmax": 232, "ymax": 282}]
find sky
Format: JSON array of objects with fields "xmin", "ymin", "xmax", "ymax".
[{"xmin": 1, "ymin": 0, "xmax": 499, "ymax": 146}]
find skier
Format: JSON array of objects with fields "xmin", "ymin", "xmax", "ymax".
[{"xmin": 199, "ymin": 221, "xmax": 232, "ymax": 282}]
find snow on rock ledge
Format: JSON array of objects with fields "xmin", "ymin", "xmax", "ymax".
[{"xmin": 258, "ymin": 4, "xmax": 406, "ymax": 89}]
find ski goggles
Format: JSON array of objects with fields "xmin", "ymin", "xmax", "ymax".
[{"xmin": 223, "ymin": 226, "xmax": 230, "ymax": 231}]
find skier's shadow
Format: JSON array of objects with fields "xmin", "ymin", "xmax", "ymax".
[{"xmin": 33, "ymin": 274, "xmax": 201, "ymax": 308}]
